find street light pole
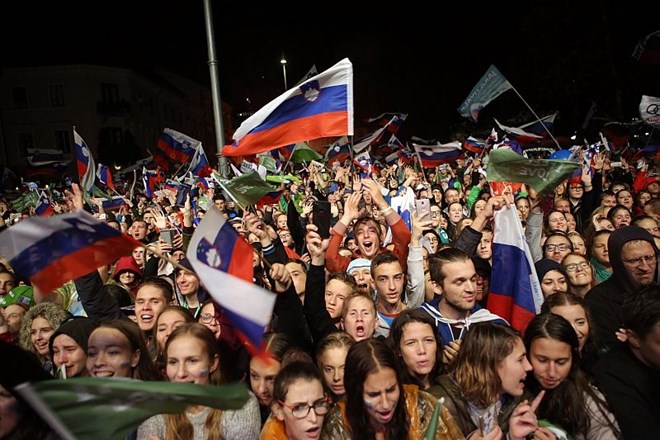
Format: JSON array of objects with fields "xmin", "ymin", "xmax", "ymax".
[{"xmin": 280, "ymin": 58, "xmax": 288, "ymax": 91}]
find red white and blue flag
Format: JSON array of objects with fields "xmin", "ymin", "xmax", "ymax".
[
  {"xmin": 463, "ymin": 137, "xmax": 487, "ymax": 155},
  {"xmin": 413, "ymin": 141, "xmax": 463, "ymax": 168},
  {"xmin": 157, "ymin": 128, "xmax": 200, "ymax": 163},
  {"xmin": 222, "ymin": 58, "xmax": 354, "ymax": 157},
  {"xmin": 96, "ymin": 164, "xmax": 115, "ymax": 191},
  {"xmin": 367, "ymin": 112, "xmax": 408, "ymax": 134},
  {"xmin": 324, "ymin": 136, "xmax": 351, "ymax": 164},
  {"xmin": 187, "ymin": 145, "xmax": 214, "ymax": 177},
  {"xmin": 487, "ymin": 203, "xmax": 543, "ymax": 333},
  {"xmin": 74, "ymin": 129, "xmax": 96, "ymax": 195},
  {"xmin": 0, "ymin": 210, "xmax": 142, "ymax": 293},
  {"xmin": 35, "ymin": 191, "xmax": 54, "ymax": 217},
  {"xmin": 187, "ymin": 207, "xmax": 276, "ymax": 353}
]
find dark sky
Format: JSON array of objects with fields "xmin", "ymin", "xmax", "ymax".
[{"xmin": 3, "ymin": 1, "xmax": 657, "ymax": 142}]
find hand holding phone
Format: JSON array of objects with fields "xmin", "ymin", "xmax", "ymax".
[
  {"xmin": 415, "ymin": 199, "xmax": 431, "ymax": 223},
  {"xmin": 160, "ymin": 228, "xmax": 175, "ymax": 244}
]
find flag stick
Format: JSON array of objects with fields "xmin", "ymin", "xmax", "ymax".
[
  {"xmin": 508, "ymin": 86, "xmax": 562, "ymax": 150},
  {"xmin": 144, "ymin": 244, "xmax": 190, "ymax": 273}
]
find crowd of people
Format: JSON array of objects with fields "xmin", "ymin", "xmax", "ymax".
[{"xmin": 0, "ymin": 143, "xmax": 659, "ymax": 440}]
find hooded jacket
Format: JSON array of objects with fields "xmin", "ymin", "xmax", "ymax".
[{"xmin": 584, "ymin": 226, "xmax": 659, "ymax": 353}]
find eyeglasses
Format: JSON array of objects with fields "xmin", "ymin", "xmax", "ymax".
[
  {"xmin": 564, "ymin": 262, "xmax": 590, "ymax": 272},
  {"xmin": 199, "ymin": 313, "xmax": 218, "ymax": 324},
  {"xmin": 278, "ymin": 398, "xmax": 331, "ymax": 419},
  {"xmin": 431, "ymin": 211, "xmax": 441, "ymax": 217},
  {"xmin": 569, "ymin": 186, "xmax": 584, "ymax": 191},
  {"xmin": 545, "ymin": 244, "xmax": 570, "ymax": 252},
  {"xmin": 622, "ymin": 254, "xmax": 657, "ymax": 267}
]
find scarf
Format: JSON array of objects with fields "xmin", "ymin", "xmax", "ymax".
[{"xmin": 590, "ymin": 257, "xmax": 612, "ymax": 284}]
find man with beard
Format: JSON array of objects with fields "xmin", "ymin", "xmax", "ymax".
[
  {"xmin": 419, "ymin": 247, "xmax": 506, "ymax": 365},
  {"xmin": 585, "ymin": 225, "xmax": 659, "ymax": 353},
  {"xmin": 326, "ymin": 178, "xmax": 411, "ymax": 273}
]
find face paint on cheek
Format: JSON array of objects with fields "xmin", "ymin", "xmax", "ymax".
[
  {"xmin": 363, "ymin": 398, "xmax": 375, "ymax": 408},
  {"xmin": 199, "ymin": 369, "xmax": 209, "ymax": 377},
  {"xmin": 120, "ymin": 360, "xmax": 132, "ymax": 368}
]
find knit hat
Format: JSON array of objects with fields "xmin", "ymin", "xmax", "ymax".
[
  {"xmin": 346, "ymin": 258, "xmax": 371, "ymax": 275},
  {"xmin": 48, "ymin": 317, "xmax": 99, "ymax": 360},
  {"xmin": 534, "ymin": 258, "xmax": 567, "ymax": 281}
]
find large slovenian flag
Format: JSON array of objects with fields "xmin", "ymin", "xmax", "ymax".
[
  {"xmin": 74, "ymin": 129, "xmax": 96, "ymax": 195},
  {"xmin": 487, "ymin": 203, "xmax": 543, "ymax": 333},
  {"xmin": 413, "ymin": 141, "xmax": 464, "ymax": 168},
  {"xmin": 157, "ymin": 128, "xmax": 199, "ymax": 163},
  {"xmin": 0, "ymin": 210, "xmax": 142, "ymax": 293},
  {"xmin": 222, "ymin": 58, "xmax": 354, "ymax": 157},
  {"xmin": 187, "ymin": 207, "xmax": 276, "ymax": 353}
]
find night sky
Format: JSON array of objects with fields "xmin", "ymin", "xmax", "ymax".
[{"xmin": 3, "ymin": 1, "xmax": 657, "ymax": 143}]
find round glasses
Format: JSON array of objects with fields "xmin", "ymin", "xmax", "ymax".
[
  {"xmin": 564, "ymin": 262, "xmax": 590, "ymax": 272},
  {"xmin": 199, "ymin": 313, "xmax": 218, "ymax": 324},
  {"xmin": 278, "ymin": 398, "xmax": 331, "ymax": 419}
]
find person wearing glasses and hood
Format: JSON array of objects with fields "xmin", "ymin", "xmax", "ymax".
[{"xmin": 584, "ymin": 226, "xmax": 659, "ymax": 354}]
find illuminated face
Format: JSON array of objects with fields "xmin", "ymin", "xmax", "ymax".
[
  {"xmin": 444, "ymin": 189, "xmax": 460, "ymax": 204},
  {"xmin": 591, "ymin": 234, "xmax": 610, "ymax": 266},
  {"xmin": 544, "ymin": 236, "xmax": 572, "ymax": 263},
  {"xmin": 568, "ymin": 235, "xmax": 586, "ymax": 255},
  {"xmin": 636, "ymin": 217, "xmax": 660, "ymax": 238},
  {"xmin": 199, "ymin": 302, "xmax": 221, "ymax": 340},
  {"xmin": 621, "ymin": 241, "xmax": 657, "ymax": 287},
  {"xmin": 166, "ymin": 334, "xmax": 218, "ymax": 385},
  {"xmin": 319, "ymin": 346, "xmax": 349, "ymax": 398},
  {"xmin": 476, "ymin": 231, "xmax": 493, "ymax": 260},
  {"xmin": 250, "ymin": 356, "xmax": 282, "ymax": 407},
  {"xmin": 342, "ymin": 296, "xmax": 377, "ymax": 342},
  {"xmin": 567, "ymin": 185, "xmax": 584, "ymax": 200},
  {"xmin": 373, "ymin": 262, "xmax": 405, "ymax": 308},
  {"xmin": 615, "ymin": 190, "xmax": 634, "ymax": 210},
  {"xmin": 554, "ymin": 199, "xmax": 570, "ymax": 213},
  {"xmin": 132, "ymin": 247, "xmax": 146, "ymax": 266},
  {"xmin": 473, "ymin": 199, "xmax": 487, "ymax": 217},
  {"xmin": 540, "ymin": 270, "xmax": 568, "ymax": 298},
  {"xmin": 438, "ymin": 260, "xmax": 477, "ymax": 313},
  {"xmin": 350, "ymin": 268, "xmax": 374, "ymax": 295},
  {"xmin": 155, "ymin": 310, "xmax": 189, "ymax": 355},
  {"xmin": 52, "ymin": 333, "xmax": 88, "ymax": 378},
  {"xmin": 285, "ymin": 262, "xmax": 307, "ymax": 296},
  {"xmin": 564, "ymin": 213, "xmax": 576, "ymax": 232},
  {"xmin": 362, "ymin": 368, "xmax": 400, "ymax": 426},
  {"xmin": 2, "ymin": 304, "xmax": 25, "ymax": 335},
  {"xmin": 355, "ymin": 220, "xmax": 381, "ymax": 259},
  {"xmin": 277, "ymin": 215, "xmax": 288, "ymax": 231},
  {"xmin": 430, "ymin": 206, "xmax": 442, "ymax": 228},
  {"xmin": 30, "ymin": 316, "xmax": 55, "ymax": 357},
  {"xmin": 547, "ymin": 212, "xmax": 567, "ymax": 233},
  {"xmin": 279, "ymin": 230, "xmax": 294, "ymax": 247},
  {"xmin": 399, "ymin": 322, "xmax": 437, "ymax": 384},
  {"xmin": 601, "ymin": 195, "xmax": 617, "ymax": 208},
  {"xmin": 448, "ymin": 203, "xmax": 464, "ymax": 223},
  {"xmin": 325, "ymin": 279, "xmax": 351, "ymax": 320},
  {"xmin": 134, "ymin": 285, "xmax": 169, "ymax": 332},
  {"xmin": 275, "ymin": 378, "xmax": 326, "ymax": 440},
  {"xmin": 119, "ymin": 271, "xmax": 137, "ymax": 286},
  {"xmin": 516, "ymin": 198, "xmax": 530, "ymax": 220},
  {"xmin": 175, "ymin": 270, "xmax": 200, "ymax": 297},
  {"xmin": 130, "ymin": 221, "xmax": 148, "ymax": 240},
  {"xmin": 423, "ymin": 232, "xmax": 439, "ymax": 254},
  {"xmin": 611, "ymin": 208, "xmax": 631, "ymax": 229},
  {"xmin": 87, "ymin": 327, "xmax": 139, "ymax": 378},
  {"xmin": 529, "ymin": 337, "xmax": 572, "ymax": 390},
  {"xmin": 497, "ymin": 338, "xmax": 532, "ymax": 397},
  {"xmin": 551, "ymin": 304, "xmax": 590, "ymax": 352},
  {"xmin": 0, "ymin": 272, "xmax": 15, "ymax": 295},
  {"xmin": 562, "ymin": 255, "xmax": 593, "ymax": 289}
]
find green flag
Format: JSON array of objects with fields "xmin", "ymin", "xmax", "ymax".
[
  {"xmin": 218, "ymin": 171, "xmax": 279, "ymax": 210},
  {"xmin": 424, "ymin": 397, "xmax": 445, "ymax": 440},
  {"xmin": 16, "ymin": 378, "xmax": 250, "ymax": 440},
  {"xmin": 10, "ymin": 191, "xmax": 39, "ymax": 212},
  {"xmin": 486, "ymin": 149, "xmax": 580, "ymax": 196},
  {"xmin": 266, "ymin": 174, "xmax": 301, "ymax": 185},
  {"xmin": 258, "ymin": 154, "xmax": 278, "ymax": 173},
  {"xmin": 290, "ymin": 142, "xmax": 323, "ymax": 163}
]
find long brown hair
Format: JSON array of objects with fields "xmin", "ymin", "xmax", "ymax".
[{"xmin": 163, "ymin": 323, "xmax": 224, "ymax": 440}]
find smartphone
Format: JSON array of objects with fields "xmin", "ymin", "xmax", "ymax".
[
  {"xmin": 159, "ymin": 228, "xmax": 175, "ymax": 244},
  {"xmin": 415, "ymin": 198, "xmax": 431, "ymax": 222},
  {"xmin": 313, "ymin": 201, "xmax": 332, "ymax": 239}
]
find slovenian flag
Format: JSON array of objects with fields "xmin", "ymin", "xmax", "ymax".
[
  {"xmin": 74, "ymin": 129, "xmax": 96, "ymax": 195},
  {"xmin": 96, "ymin": 164, "xmax": 115, "ymax": 191},
  {"xmin": 187, "ymin": 207, "xmax": 276, "ymax": 353},
  {"xmin": 35, "ymin": 191, "xmax": 54, "ymax": 217},
  {"xmin": 188, "ymin": 145, "xmax": 214, "ymax": 177},
  {"xmin": 0, "ymin": 210, "xmax": 142, "ymax": 293},
  {"xmin": 486, "ymin": 203, "xmax": 543, "ymax": 333},
  {"xmin": 413, "ymin": 141, "xmax": 464, "ymax": 168},
  {"xmin": 222, "ymin": 58, "xmax": 354, "ymax": 157},
  {"xmin": 156, "ymin": 128, "xmax": 199, "ymax": 163}
]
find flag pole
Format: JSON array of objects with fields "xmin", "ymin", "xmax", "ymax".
[{"xmin": 508, "ymin": 86, "xmax": 562, "ymax": 150}]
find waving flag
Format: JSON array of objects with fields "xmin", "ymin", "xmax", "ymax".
[
  {"xmin": 157, "ymin": 128, "xmax": 199, "ymax": 163},
  {"xmin": 96, "ymin": 164, "xmax": 115, "ymax": 191},
  {"xmin": 188, "ymin": 207, "xmax": 276, "ymax": 352},
  {"xmin": 0, "ymin": 210, "xmax": 142, "ymax": 293},
  {"xmin": 354, "ymin": 150, "xmax": 373, "ymax": 178},
  {"xmin": 325, "ymin": 136, "xmax": 351, "ymax": 164},
  {"xmin": 367, "ymin": 112, "xmax": 408, "ymax": 134},
  {"xmin": 101, "ymin": 196, "xmax": 128, "ymax": 210},
  {"xmin": 74, "ymin": 129, "xmax": 96, "ymax": 195},
  {"xmin": 188, "ymin": 145, "xmax": 214, "ymax": 177},
  {"xmin": 458, "ymin": 65, "xmax": 512, "ymax": 122},
  {"xmin": 16, "ymin": 378, "xmax": 249, "ymax": 440},
  {"xmin": 35, "ymin": 191, "xmax": 54, "ymax": 217},
  {"xmin": 222, "ymin": 58, "xmax": 353, "ymax": 157},
  {"xmin": 639, "ymin": 95, "xmax": 660, "ymax": 128},
  {"xmin": 218, "ymin": 171, "xmax": 281, "ymax": 210},
  {"xmin": 487, "ymin": 203, "xmax": 543, "ymax": 333},
  {"xmin": 413, "ymin": 141, "xmax": 463, "ymax": 168},
  {"xmin": 463, "ymin": 137, "xmax": 487, "ymax": 155}
]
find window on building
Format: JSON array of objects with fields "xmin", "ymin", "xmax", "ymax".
[
  {"xmin": 50, "ymin": 84, "xmax": 65, "ymax": 107},
  {"xmin": 101, "ymin": 83, "xmax": 120, "ymax": 104},
  {"xmin": 55, "ymin": 130, "xmax": 71, "ymax": 153},
  {"xmin": 17, "ymin": 132, "xmax": 34, "ymax": 155},
  {"xmin": 12, "ymin": 87, "xmax": 28, "ymax": 109}
]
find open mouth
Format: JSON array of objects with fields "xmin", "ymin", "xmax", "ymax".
[
  {"xmin": 306, "ymin": 426, "xmax": 321, "ymax": 438},
  {"xmin": 355, "ymin": 324, "xmax": 366, "ymax": 337}
]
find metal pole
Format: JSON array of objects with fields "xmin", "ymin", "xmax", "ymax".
[
  {"xmin": 202, "ymin": 0, "xmax": 229, "ymax": 178},
  {"xmin": 280, "ymin": 58, "xmax": 288, "ymax": 91}
]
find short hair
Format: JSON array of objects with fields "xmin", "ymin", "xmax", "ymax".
[
  {"xmin": 285, "ymin": 258, "xmax": 308, "ymax": 274},
  {"xmin": 353, "ymin": 215, "xmax": 382, "ymax": 239},
  {"xmin": 542, "ymin": 232, "xmax": 574, "ymax": 254},
  {"xmin": 272, "ymin": 360, "xmax": 323, "ymax": 403},
  {"xmin": 341, "ymin": 292, "xmax": 376, "ymax": 320},
  {"xmin": 138, "ymin": 276, "xmax": 175, "ymax": 302},
  {"xmin": 327, "ymin": 272, "xmax": 358, "ymax": 292},
  {"xmin": 370, "ymin": 252, "xmax": 402, "ymax": 277},
  {"xmin": 606, "ymin": 204, "xmax": 632, "ymax": 223},
  {"xmin": 598, "ymin": 190, "xmax": 616, "ymax": 203},
  {"xmin": 316, "ymin": 331, "xmax": 355, "ymax": 371},
  {"xmin": 428, "ymin": 247, "xmax": 471, "ymax": 285},
  {"xmin": 450, "ymin": 322, "xmax": 521, "ymax": 408},
  {"xmin": 623, "ymin": 284, "xmax": 660, "ymax": 339}
]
